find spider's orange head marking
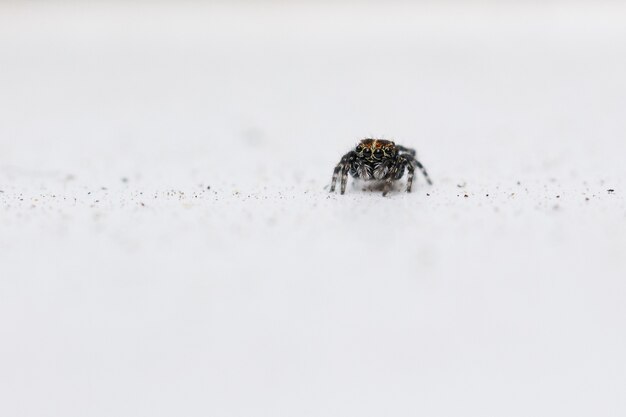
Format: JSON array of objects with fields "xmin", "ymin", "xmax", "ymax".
[{"xmin": 355, "ymin": 139, "xmax": 396, "ymax": 159}]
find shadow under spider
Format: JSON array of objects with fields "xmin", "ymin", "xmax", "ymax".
[{"xmin": 355, "ymin": 180, "xmax": 402, "ymax": 194}]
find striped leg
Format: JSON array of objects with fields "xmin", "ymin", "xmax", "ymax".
[
  {"xmin": 406, "ymin": 160, "xmax": 415, "ymax": 192},
  {"xmin": 330, "ymin": 151, "xmax": 355, "ymax": 193},
  {"xmin": 330, "ymin": 163, "xmax": 343, "ymax": 192},
  {"xmin": 413, "ymin": 157, "xmax": 433, "ymax": 185},
  {"xmin": 340, "ymin": 164, "xmax": 350, "ymax": 194},
  {"xmin": 396, "ymin": 145, "xmax": 416, "ymax": 157}
]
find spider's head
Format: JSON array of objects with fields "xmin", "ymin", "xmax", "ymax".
[{"xmin": 355, "ymin": 139, "xmax": 396, "ymax": 161}]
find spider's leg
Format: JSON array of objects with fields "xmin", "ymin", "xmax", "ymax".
[
  {"xmin": 409, "ymin": 155, "xmax": 433, "ymax": 185},
  {"xmin": 330, "ymin": 151, "xmax": 354, "ymax": 193},
  {"xmin": 395, "ymin": 145, "xmax": 416, "ymax": 157},
  {"xmin": 405, "ymin": 158, "xmax": 416, "ymax": 193},
  {"xmin": 340, "ymin": 163, "xmax": 350, "ymax": 195},
  {"xmin": 330, "ymin": 163, "xmax": 343, "ymax": 192}
]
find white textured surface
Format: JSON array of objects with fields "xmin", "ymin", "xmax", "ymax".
[{"xmin": 1, "ymin": 3, "xmax": 626, "ymax": 416}]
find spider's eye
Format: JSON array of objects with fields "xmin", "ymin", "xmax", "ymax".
[
  {"xmin": 363, "ymin": 148, "xmax": 371, "ymax": 156},
  {"xmin": 374, "ymin": 149, "xmax": 383, "ymax": 158},
  {"xmin": 356, "ymin": 145, "xmax": 363, "ymax": 152}
]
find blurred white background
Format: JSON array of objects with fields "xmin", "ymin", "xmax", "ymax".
[{"xmin": 1, "ymin": 1, "xmax": 626, "ymax": 416}]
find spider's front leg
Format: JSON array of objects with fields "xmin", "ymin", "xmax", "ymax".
[{"xmin": 330, "ymin": 151, "xmax": 355, "ymax": 194}]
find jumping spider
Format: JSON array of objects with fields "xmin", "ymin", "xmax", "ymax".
[{"xmin": 330, "ymin": 139, "xmax": 432, "ymax": 196}]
